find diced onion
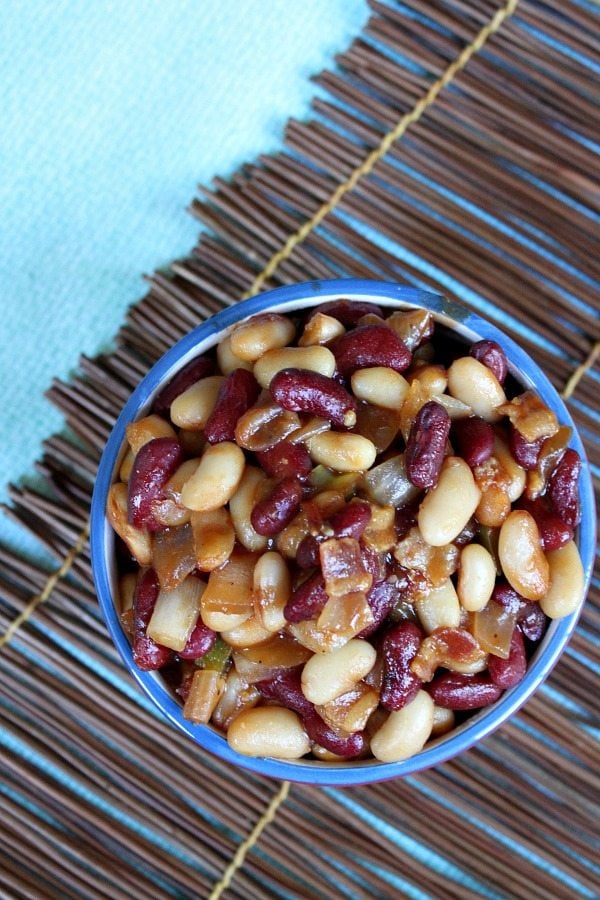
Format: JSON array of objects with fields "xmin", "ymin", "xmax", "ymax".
[
  {"xmin": 363, "ymin": 454, "xmax": 420, "ymax": 507},
  {"xmin": 152, "ymin": 524, "xmax": 196, "ymax": 590},
  {"xmin": 147, "ymin": 576, "xmax": 204, "ymax": 652},
  {"xmin": 473, "ymin": 600, "xmax": 518, "ymax": 659},
  {"xmin": 182, "ymin": 669, "xmax": 226, "ymax": 723}
]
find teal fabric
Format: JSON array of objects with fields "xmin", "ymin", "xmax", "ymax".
[{"xmin": 0, "ymin": 0, "xmax": 368, "ymax": 559}]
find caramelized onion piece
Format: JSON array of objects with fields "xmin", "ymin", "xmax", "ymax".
[
  {"xmin": 498, "ymin": 391, "xmax": 558, "ymax": 443},
  {"xmin": 410, "ymin": 627, "xmax": 486, "ymax": 682},
  {"xmin": 233, "ymin": 633, "xmax": 312, "ymax": 683},
  {"xmin": 319, "ymin": 537, "xmax": 373, "ymax": 598},
  {"xmin": 354, "ymin": 402, "xmax": 400, "ymax": 453},
  {"xmin": 473, "ymin": 600, "xmax": 518, "ymax": 659},
  {"xmin": 212, "ymin": 670, "xmax": 260, "ymax": 730},
  {"xmin": 182, "ymin": 669, "xmax": 226, "ymax": 723},
  {"xmin": 316, "ymin": 683, "xmax": 379, "ymax": 734},
  {"xmin": 200, "ymin": 550, "xmax": 257, "ymax": 631},
  {"xmin": 317, "ymin": 592, "xmax": 374, "ymax": 640},
  {"xmin": 152, "ymin": 524, "xmax": 196, "ymax": 590},
  {"xmin": 363, "ymin": 454, "xmax": 420, "ymax": 508}
]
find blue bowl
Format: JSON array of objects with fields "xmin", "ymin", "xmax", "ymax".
[{"xmin": 91, "ymin": 279, "xmax": 596, "ymax": 786}]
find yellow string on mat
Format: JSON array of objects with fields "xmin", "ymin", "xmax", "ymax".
[
  {"xmin": 208, "ymin": 781, "xmax": 290, "ymax": 900},
  {"xmin": 0, "ymin": 521, "xmax": 90, "ymax": 649},
  {"xmin": 561, "ymin": 341, "xmax": 600, "ymax": 400},
  {"xmin": 244, "ymin": 0, "xmax": 520, "ymax": 298}
]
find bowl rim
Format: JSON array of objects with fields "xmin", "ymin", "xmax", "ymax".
[{"xmin": 90, "ymin": 278, "xmax": 596, "ymax": 786}]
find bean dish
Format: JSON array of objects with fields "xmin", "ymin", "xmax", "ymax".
[{"xmin": 107, "ymin": 300, "xmax": 584, "ymax": 763}]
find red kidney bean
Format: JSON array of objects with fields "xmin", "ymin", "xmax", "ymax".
[
  {"xmin": 395, "ymin": 498, "xmax": 420, "ymax": 541},
  {"xmin": 358, "ymin": 581, "xmax": 397, "ymax": 638},
  {"xmin": 428, "ymin": 673, "xmax": 503, "ymax": 709},
  {"xmin": 132, "ymin": 568, "xmax": 173, "ymax": 670},
  {"xmin": 488, "ymin": 627, "xmax": 527, "ymax": 688},
  {"xmin": 284, "ymin": 572, "xmax": 329, "ymax": 623},
  {"xmin": 547, "ymin": 448, "xmax": 581, "ymax": 528},
  {"xmin": 152, "ymin": 355, "xmax": 214, "ymax": 417},
  {"xmin": 491, "ymin": 581, "xmax": 522, "ymax": 615},
  {"xmin": 492, "ymin": 581, "xmax": 547, "ymax": 642},
  {"xmin": 296, "ymin": 534, "xmax": 321, "ymax": 569},
  {"xmin": 307, "ymin": 299, "xmax": 383, "ymax": 326},
  {"xmin": 128, "ymin": 437, "xmax": 184, "ymax": 531},
  {"xmin": 133, "ymin": 634, "xmax": 174, "ymax": 671},
  {"xmin": 516, "ymin": 601, "xmax": 547, "ymax": 643},
  {"xmin": 451, "ymin": 416, "xmax": 495, "ymax": 468},
  {"xmin": 251, "ymin": 478, "xmax": 304, "ymax": 536},
  {"xmin": 380, "ymin": 622, "xmax": 423, "ymax": 711},
  {"xmin": 304, "ymin": 711, "xmax": 366, "ymax": 758},
  {"xmin": 329, "ymin": 501, "xmax": 372, "ymax": 540},
  {"xmin": 204, "ymin": 369, "xmax": 260, "ymax": 444},
  {"xmin": 518, "ymin": 496, "xmax": 573, "ymax": 551},
  {"xmin": 178, "ymin": 620, "xmax": 217, "ymax": 660},
  {"xmin": 332, "ymin": 325, "xmax": 412, "ymax": 377},
  {"xmin": 256, "ymin": 441, "xmax": 313, "ymax": 482},
  {"xmin": 256, "ymin": 670, "xmax": 366, "ymax": 758},
  {"xmin": 406, "ymin": 401, "xmax": 451, "ymax": 488},
  {"xmin": 270, "ymin": 368, "xmax": 357, "ymax": 428},
  {"xmin": 508, "ymin": 426, "xmax": 544, "ymax": 470},
  {"xmin": 133, "ymin": 568, "xmax": 160, "ymax": 631},
  {"xmin": 469, "ymin": 340, "xmax": 508, "ymax": 384},
  {"xmin": 257, "ymin": 668, "xmax": 314, "ymax": 717}
]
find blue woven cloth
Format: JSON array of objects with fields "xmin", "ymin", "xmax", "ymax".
[{"xmin": 0, "ymin": 0, "xmax": 368, "ymax": 559}]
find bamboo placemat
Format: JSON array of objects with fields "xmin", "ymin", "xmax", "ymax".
[{"xmin": 1, "ymin": 1, "xmax": 599, "ymax": 897}]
